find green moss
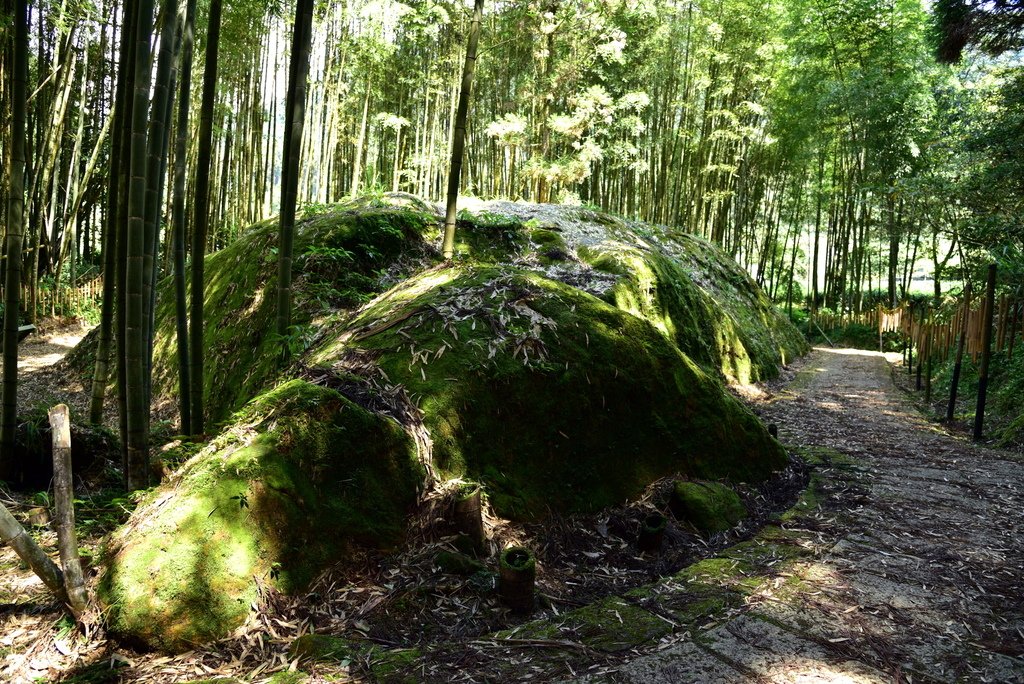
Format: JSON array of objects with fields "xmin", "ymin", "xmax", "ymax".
[
  {"xmin": 779, "ymin": 474, "xmax": 824, "ymax": 523},
  {"xmin": 149, "ymin": 207, "xmax": 436, "ymax": 427},
  {"xmin": 451, "ymin": 209, "xmax": 528, "ymax": 261},
  {"xmin": 670, "ymin": 481, "xmax": 747, "ymax": 534},
  {"xmin": 575, "ymin": 231, "xmax": 807, "ymax": 383},
  {"xmin": 309, "ymin": 267, "xmax": 786, "ymax": 520},
  {"xmin": 435, "ymin": 551, "xmax": 486, "ymax": 576},
  {"xmin": 502, "ymin": 597, "xmax": 671, "ymax": 653},
  {"xmin": 674, "ymin": 557, "xmax": 757, "ymax": 595},
  {"xmin": 368, "ymin": 647, "xmax": 422, "ymax": 683},
  {"xmin": 268, "ymin": 673, "xmax": 310, "ymax": 684},
  {"xmin": 291, "ymin": 634, "xmax": 366, "ymax": 663},
  {"xmin": 625, "ymin": 578, "xmax": 743, "ymax": 627},
  {"xmin": 99, "ymin": 380, "xmax": 423, "ymax": 652}
]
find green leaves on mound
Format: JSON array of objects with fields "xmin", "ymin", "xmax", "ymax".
[{"xmin": 99, "ymin": 381, "xmax": 423, "ymax": 652}]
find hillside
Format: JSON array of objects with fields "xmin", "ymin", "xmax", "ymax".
[{"xmin": 98, "ymin": 196, "xmax": 808, "ymax": 650}]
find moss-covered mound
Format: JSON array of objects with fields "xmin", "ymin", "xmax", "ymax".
[
  {"xmin": 132, "ymin": 197, "xmax": 803, "ymax": 427},
  {"xmin": 99, "ymin": 196, "xmax": 807, "ymax": 651},
  {"xmin": 148, "ymin": 205, "xmax": 438, "ymax": 426},
  {"xmin": 308, "ymin": 266, "xmax": 785, "ymax": 518},
  {"xmin": 99, "ymin": 380, "xmax": 423, "ymax": 652},
  {"xmin": 670, "ymin": 480, "xmax": 747, "ymax": 534}
]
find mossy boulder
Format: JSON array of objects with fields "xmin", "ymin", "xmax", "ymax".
[
  {"xmin": 670, "ymin": 480, "xmax": 747, "ymax": 534},
  {"xmin": 96, "ymin": 197, "xmax": 807, "ymax": 651},
  {"xmin": 308, "ymin": 266, "xmax": 786, "ymax": 519},
  {"xmin": 148, "ymin": 206, "xmax": 437, "ymax": 426},
  {"xmin": 98, "ymin": 380, "xmax": 424, "ymax": 652}
]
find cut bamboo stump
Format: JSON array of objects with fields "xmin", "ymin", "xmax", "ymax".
[
  {"xmin": 49, "ymin": 404, "xmax": 89, "ymax": 618},
  {"xmin": 638, "ymin": 513, "xmax": 667, "ymax": 553},
  {"xmin": 453, "ymin": 484, "xmax": 486, "ymax": 556},
  {"xmin": 499, "ymin": 546, "xmax": 536, "ymax": 614}
]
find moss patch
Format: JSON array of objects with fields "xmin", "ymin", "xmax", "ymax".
[
  {"xmin": 291, "ymin": 633, "xmax": 366, "ymax": 663},
  {"xmin": 310, "ymin": 267, "xmax": 787, "ymax": 520},
  {"xmin": 435, "ymin": 551, "xmax": 486, "ymax": 576},
  {"xmin": 499, "ymin": 596, "xmax": 671, "ymax": 653},
  {"xmin": 574, "ymin": 223, "xmax": 807, "ymax": 384},
  {"xmin": 99, "ymin": 380, "xmax": 423, "ymax": 652},
  {"xmin": 148, "ymin": 206, "xmax": 436, "ymax": 426},
  {"xmin": 670, "ymin": 481, "xmax": 747, "ymax": 534}
]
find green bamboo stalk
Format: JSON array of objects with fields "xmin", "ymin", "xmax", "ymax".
[
  {"xmin": 442, "ymin": 0, "xmax": 485, "ymax": 260},
  {"xmin": 275, "ymin": 0, "xmax": 315, "ymax": 345},
  {"xmin": 172, "ymin": 0, "xmax": 197, "ymax": 435},
  {"xmin": 190, "ymin": 0, "xmax": 223, "ymax": 435},
  {"xmin": 125, "ymin": 0, "xmax": 156, "ymax": 489},
  {"xmin": 0, "ymin": 0, "xmax": 29, "ymax": 478}
]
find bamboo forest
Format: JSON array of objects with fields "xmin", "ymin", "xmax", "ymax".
[{"xmin": 0, "ymin": 0, "xmax": 1022, "ymax": 682}]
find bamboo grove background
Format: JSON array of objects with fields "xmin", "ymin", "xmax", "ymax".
[{"xmin": 1, "ymin": 0, "xmax": 1021, "ymax": 326}]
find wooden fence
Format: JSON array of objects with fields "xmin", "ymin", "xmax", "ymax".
[
  {"xmin": 808, "ymin": 268, "xmax": 1021, "ymax": 441},
  {"xmin": 1, "ymin": 277, "xmax": 104, "ymax": 320}
]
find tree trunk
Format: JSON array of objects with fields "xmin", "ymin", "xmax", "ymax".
[
  {"xmin": 142, "ymin": 0, "xmax": 180, "ymax": 441},
  {"xmin": 275, "ymin": 0, "xmax": 315, "ymax": 344},
  {"xmin": 0, "ymin": 0, "xmax": 29, "ymax": 478},
  {"xmin": 442, "ymin": 0, "xmax": 485, "ymax": 260},
  {"xmin": 189, "ymin": 0, "xmax": 223, "ymax": 436},
  {"xmin": 89, "ymin": 1, "xmax": 133, "ymax": 425},
  {"xmin": 125, "ymin": 0, "xmax": 156, "ymax": 490},
  {"xmin": 171, "ymin": 0, "xmax": 197, "ymax": 435}
]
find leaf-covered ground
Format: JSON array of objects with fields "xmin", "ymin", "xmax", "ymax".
[
  {"xmin": 567, "ymin": 347, "xmax": 1024, "ymax": 683},
  {"xmin": 3, "ymin": 338, "xmax": 1023, "ymax": 682}
]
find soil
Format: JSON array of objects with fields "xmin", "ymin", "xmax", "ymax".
[
  {"xmin": 1, "ymin": 337, "xmax": 1022, "ymax": 683},
  {"xmin": 13, "ymin": 318, "xmax": 96, "ymax": 422}
]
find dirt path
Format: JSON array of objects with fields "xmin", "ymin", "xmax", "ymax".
[
  {"xmin": 11, "ymin": 320, "xmax": 93, "ymax": 419},
  {"xmin": 584, "ymin": 348, "xmax": 1024, "ymax": 683}
]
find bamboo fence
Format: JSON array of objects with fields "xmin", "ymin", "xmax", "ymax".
[{"xmin": 0, "ymin": 276, "xmax": 104, "ymax": 320}]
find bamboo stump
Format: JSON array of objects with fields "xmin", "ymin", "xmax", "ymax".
[
  {"xmin": 499, "ymin": 546, "xmax": 536, "ymax": 614},
  {"xmin": 49, "ymin": 404, "xmax": 89, "ymax": 618},
  {"xmin": 638, "ymin": 513, "xmax": 667, "ymax": 553},
  {"xmin": 453, "ymin": 484, "xmax": 486, "ymax": 556}
]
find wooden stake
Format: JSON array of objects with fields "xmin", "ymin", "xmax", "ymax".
[
  {"xmin": 0, "ymin": 505, "xmax": 68, "ymax": 606},
  {"xmin": 916, "ymin": 305, "xmax": 926, "ymax": 391},
  {"xmin": 974, "ymin": 265, "xmax": 997, "ymax": 442},
  {"xmin": 996, "ymin": 293, "xmax": 1008, "ymax": 351},
  {"xmin": 49, "ymin": 404, "xmax": 89, "ymax": 617},
  {"xmin": 925, "ymin": 323, "xmax": 933, "ymax": 404},
  {"xmin": 946, "ymin": 282, "xmax": 970, "ymax": 421},
  {"xmin": 1008, "ymin": 296, "xmax": 1020, "ymax": 359}
]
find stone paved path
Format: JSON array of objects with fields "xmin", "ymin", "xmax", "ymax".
[{"xmin": 576, "ymin": 348, "xmax": 1024, "ymax": 683}]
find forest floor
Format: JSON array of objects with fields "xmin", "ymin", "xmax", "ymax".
[
  {"xmin": 2, "ymin": 332, "xmax": 1023, "ymax": 682},
  {"xmin": 14, "ymin": 318, "xmax": 92, "ymax": 420},
  {"xmin": 563, "ymin": 348, "xmax": 1024, "ymax": 683}
]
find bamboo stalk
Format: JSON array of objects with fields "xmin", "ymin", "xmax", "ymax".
[
  {"xmin": 49, "ymin": 404, "xmax": 89, "ymax": 617},
  {"xmin": 974, "ymin": 265, "xmax": 997, "ymax": 442},
  {"xmin": 0, "ymin": 504, "xmax": 68, "ymax": 606}
]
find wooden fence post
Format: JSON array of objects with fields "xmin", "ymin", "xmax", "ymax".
[
  {"xmin": 907, "ymin": 302, "xmax": 914, "ymax": 375},
  {"xmin": 925, "ymin": 322, "xmax": 933, "ymax": 404},
  {"xmin": 916, "ymin": 305, "xmax": 927, "ymax": 391},
  {"xmin": 974, "ymin": 265, "xmax": 997, "ymax": 442},
  {"xmin": 49, "ymin": 404, "xmax": 89, "ymax": 618},
  {"xmin": 1008, "ymin": 295, "xmax": 1020, "ymax": 359}
]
